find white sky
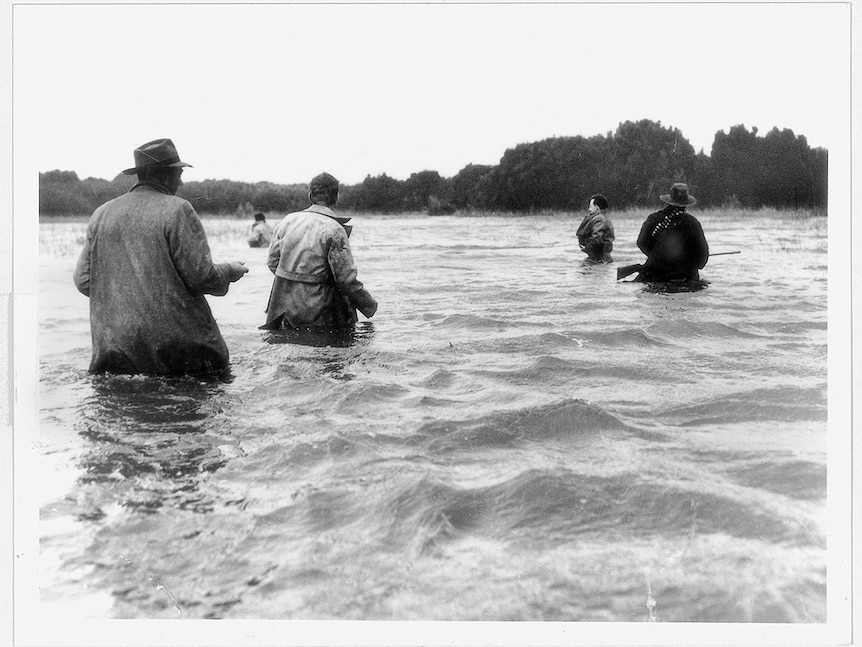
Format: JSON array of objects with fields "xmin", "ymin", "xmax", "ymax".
[{"xmin": 13, "ymin": 2, "xmax": 850, "ymax": 185}]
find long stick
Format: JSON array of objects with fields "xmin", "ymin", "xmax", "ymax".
[{"xmin": 616, "ymin": 251, "xmax": 740, "ymax": 281}]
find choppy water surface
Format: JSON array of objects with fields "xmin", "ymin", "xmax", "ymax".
[{"xmin": 37, "ymin": 211, "xmax": 828, "ymax": 622}]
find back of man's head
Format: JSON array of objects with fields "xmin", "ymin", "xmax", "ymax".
[
  {"xmin": 138, "ymin": 166, "xmax": 183, "ymax": 194},
  {"xmin": 589, "ymin": 193, "xmax": 609, "ymax": 211},
  {"xmin": 309, "ymin": 172, "xmax": 339, "ymax": 206}
]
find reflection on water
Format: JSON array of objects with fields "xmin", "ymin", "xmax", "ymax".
[
  {"xmin": 263, "ymin": 321, "xmax": 375, "ymax": 349},
  {"xmin": 74, "ymin": 374, "xmax": 230, "ymax": 516},
  {"xmin": 263, "ymin": 322, "xmax": 376, "ymax": 380},
  {"xmin": 637, "ymin": 279, "xmax": 711, "ymax": 294}
]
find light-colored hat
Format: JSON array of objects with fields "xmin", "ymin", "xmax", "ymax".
[
  {"xmin": 122, "ymin": 138, "xmax": 192, "ymax": 175},
  {"xmin": 660, "ymin": 183, "xmax": 697, "ymax": 207}
]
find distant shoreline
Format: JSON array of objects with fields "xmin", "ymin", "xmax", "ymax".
[{"xmin": 39, "ymin": 206, "xmax": 826, "ymax": 223}]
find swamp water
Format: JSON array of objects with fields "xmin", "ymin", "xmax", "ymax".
[{"xmin": 35, "ymin": 211, "xmax": 830, "ymax": 624}]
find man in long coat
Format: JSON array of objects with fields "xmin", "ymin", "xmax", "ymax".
[
  {"xmin": 74, "ymin": 138, "xmax": 249, "ymax": 377},
  {"xmin": 636, "ymin": 183, "xmax": 709, "ymax": 282},
  {"xmin": 263, "ymin": 172, "xmax": 377, "ymax": 329}
]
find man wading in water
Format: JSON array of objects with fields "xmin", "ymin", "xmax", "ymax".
[
  {"xmin": 262, "ymin": 172, "xmax": 378, "ymax": 330},
  {"xmin": 576, "ymin": 193, "xmax": 615, "ymax": 263},
  {"xmin": 74, "ymin": 138, "xmax": 249, "ymax": 377},
  {"xmin": 635, "ymin": 183, "xmax": 709, "ymax": 282}
]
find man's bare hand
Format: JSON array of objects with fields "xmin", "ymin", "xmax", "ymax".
[{"xmin": 227, "ymin": 261, "xmax": 249, "ymax": 281}]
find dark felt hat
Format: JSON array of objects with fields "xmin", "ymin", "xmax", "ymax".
[
  {"xmin": 254, "ymin": 213, "xmax": 266, "ymax": 221},
  {"xmin": 660, "ymin": 183, "xmax": 697, "ymax": 207},
  {"xmin": 122, "ymin": 138, "xmax": 192, "ymax": 175}
]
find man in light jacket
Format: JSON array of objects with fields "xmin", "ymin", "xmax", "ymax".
[
  {"xmin": 74, "ymin": 138, "xmax": 249, "ymax": 377},
  {"xmin": 576, "ymin": 193, "xmax": 615, "ymax": 263},
  {"xmin": 263, "ymin": 172, "xmax": 377, "ymax": 330}
]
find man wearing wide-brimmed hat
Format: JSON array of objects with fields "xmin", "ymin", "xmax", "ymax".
[
  {"xmin": 74, "ymin": 138, "xmax": 249, "ymax": 377},
  {"xmin": 262, "ymin": 172, "xmax": 377, "ymax": 330},
  {"xmin": 635, "ymin": 183, "xmax": 709, "ymax": 282}
]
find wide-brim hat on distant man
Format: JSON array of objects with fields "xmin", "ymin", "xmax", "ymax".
[
  {"xmin": 122, "ymin": 138, "xmax": 193, "ymax": 175},
  {"xmin": 660, "ymin": 183, "xmax": 697, "ymax": 207}
]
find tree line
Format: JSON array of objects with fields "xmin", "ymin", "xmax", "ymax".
[{"xmin": 39, "ymin": 120, "xmax": 827, "ymax": 217}]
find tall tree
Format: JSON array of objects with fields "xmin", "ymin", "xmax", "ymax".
[{"xmin": 608, "ymin": 120, "xmax": 697, "ymax": 206}]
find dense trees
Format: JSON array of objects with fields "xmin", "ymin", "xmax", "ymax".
[
  {"xmin": 711, "ymin": 125, "xmax": 827, "ymax": 208},
  {"xmin": 39, "ymin": 120, "xmax": 827, "ymax": 216}
]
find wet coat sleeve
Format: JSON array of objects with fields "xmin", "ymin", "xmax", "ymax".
[
  {"xmin": 73, "ymin": 228, "xmax": 91, "ymax": 296},
  {"xmin": 267, "ymin": 226, "xmax": 283, "ymax": 274},
  {"xmin": 575, "ymin": 215, "xmax": 592, "ymax": 247},
  {"xmin": 165, "ymin": 204, "xmax": 233, "ymax": 297},
  {"xmin": 327, "ymin": 228, "xmax": 378, "ymax": 318},
  {"xmin": 688, "ymin": 216, "xmax": 710, "ymax": 269}
]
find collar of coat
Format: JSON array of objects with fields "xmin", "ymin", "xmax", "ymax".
[
  {"xmin": 130, "ymin": 180, "xmax": 175, "ymax": 195},
  {"xmin": 304, "ymin": 204, "xmax": 351, "ymax": 226}
]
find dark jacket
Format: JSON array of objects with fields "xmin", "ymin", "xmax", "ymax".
[
  {"xmin": 636, "ymin": 206, "xmax": 709, "ymax": 281},
  {"xmin": 74, "ymin": 183, "xmax": 240, "ymax": 376}
]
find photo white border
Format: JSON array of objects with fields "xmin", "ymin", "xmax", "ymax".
[{"xmin": 5, "ymin": 1, "xmax": 857, "ymax": 645}]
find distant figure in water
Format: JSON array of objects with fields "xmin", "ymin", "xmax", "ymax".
[
  {"xmin": 262, "ymin": 172, "xmax": 378, "ymax": 330},
  {"xmin": 576, "ymin": 193, "xmax": 614, "ymax": 262},
  {"xmin": 248, "ymin": 212, "xmax": 273, "ymax": 248},
  {"xmin": 73, "ymin": 138, "xmax": 249, "ymax": 377},
  {"xmin": 636, "ymin": 183, "xmax": 709, "ymax": 282}
]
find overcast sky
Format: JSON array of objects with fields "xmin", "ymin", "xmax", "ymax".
[{"xmin": 14, "ymin": 1, "xmax": 850, "ymax": 186}]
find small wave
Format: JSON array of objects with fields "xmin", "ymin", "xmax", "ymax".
[
  {"xmin": 472, "ymin": 333, "xmax": 583, "ymax": 354},
  {"xmin": 471, "ymin": 355, "xmax": 581, "ymax": 384},
  {"xmin": 504, "ymin": 469, "xmax": 823, "ymax": 546},
  {"xmin": 433, "ymin": 314, "xmax": 513, "ymax": 330},
  {"xmin": 644, "ymin": 320, "xmax": 763, "ymax": 342},
  {"xmin": 663, "ymin": 386, "xmax": 826, "ymax": 426},
  {"xmin": 381, "ymin": 467, "xmax": 823, "ymax": 557},
  {"xmin": 412, "ymin": 398, "xmax": 632, "ymax": 452},
  {"xmin": 724, "ymin": 460, "xmax": 826, "ymax": 502},
  {"xmin": 333, "ymin": 382, "xmax": 411, "ymax": 410},
  {"xmin": 588, "ymin": 328, "xmax": 668, "ymax": 347},
  {"xmin": 412, "ymin": 368, "xmax": 457, "ymax": 388},
  {"xmin": 382, "ymin": 477, "xmax": 495, "ymax": 557}
]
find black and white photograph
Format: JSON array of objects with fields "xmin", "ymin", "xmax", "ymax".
[{"xmin": 3, "ymin": 1, "xmax": 856, "ymax": 645}]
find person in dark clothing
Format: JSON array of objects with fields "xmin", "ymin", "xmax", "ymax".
[{"xmin": 636, "ymin": 183, "xmax": 709, "ymax": 282}]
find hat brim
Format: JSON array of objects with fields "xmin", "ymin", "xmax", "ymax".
[
  {"xmin": 660, "ymin": 194, "xmax": 697, "ymax": 207},
  {"xmin": 122, "ymin": 161, "xmax": 193, "ymax": 175}
]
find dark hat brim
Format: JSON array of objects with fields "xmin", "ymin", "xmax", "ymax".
[
  {"xmin": 660, "ymin": 194, "xmax": 697, "ymax": 206},
  {"xmin": 121, "ymin": 161, "xmax": 193, "ymax": 175}
]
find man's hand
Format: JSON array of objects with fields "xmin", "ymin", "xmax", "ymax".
[
  {"xmin": 227, "ymin": 261, "xmax": 249, "ymax": 281},
  {"xmin": 359, "ymin": 296, "xmax": 378, "ymax": 319}
]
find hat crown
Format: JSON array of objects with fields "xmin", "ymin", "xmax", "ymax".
[
  {"xmin": 123, "ymin": 138, "xmax": 192, "ymax": 174},
  {"xmin": 670, "ymin": 183, "xmax": 689, "ymax": 202},
  {"xmin": 660, "ymin": 182, "xmax": 697, "ymax": 206}
]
